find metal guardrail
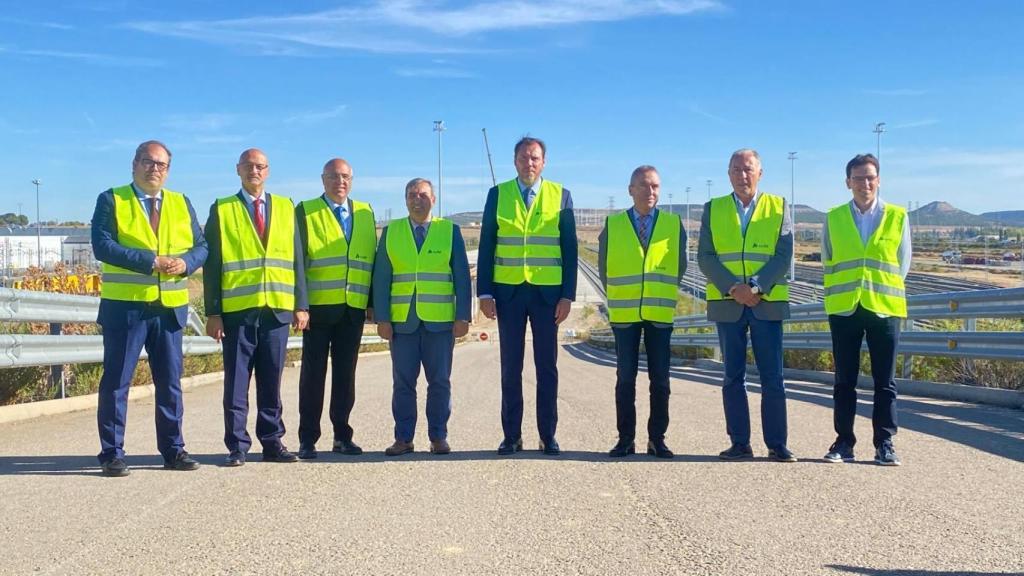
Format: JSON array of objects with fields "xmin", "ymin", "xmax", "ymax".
[
  {"xmin": 589, "ymin": 287, "xmax": 1024, "ymax": 370},
  {"xmin": 0, "ymin": 288, "xmax": 385, "ymax": 370}
]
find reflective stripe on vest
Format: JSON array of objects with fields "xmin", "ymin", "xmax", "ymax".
[
  {"xmin": 217, "ymin": 194, "xmax": 296, "ymax": 313},
  {"xmin": 493, "ymin": 179, "xmax": 563, "ymax": 286},
  {"xmin": 604, "ymin": 211, "xmax": 680, "ymax": 323},
  {"xmin": 705, "ymin": 193, "xmax": 790, "ymax": 302},
  {"xmin": 823, "ymin": 203, "xmax": 907, "ymax": 317},
  {"xmin": 301, "ymin": 197, "xmax": 376, "ymax": 308},
  {"xmin": 100, "ymin": 185, "xmax": 193, "ymax": 307},
  {"xmin": 386, "ymin": 218, "xmax": 455, "ymax": 323}
]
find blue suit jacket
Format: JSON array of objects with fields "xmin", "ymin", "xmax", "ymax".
[
  {"xmin": 476, "ymin": 183, "xmax": 578, "ymax": 305},
  {"xmin": 91, "ymin": 186, "xmax": 208, "ymax": 330},
  {"xmin": 203, "ymin": 190, "xmax": 308, "ymax": 329},
  {"xmin": 373, "ymin": 220, "xmax": 472, "ymax": 334}
]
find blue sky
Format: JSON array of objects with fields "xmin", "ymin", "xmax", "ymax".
[{"xmin": 2, "ymin": 1, "xmax": 1023, "ymax": 223}]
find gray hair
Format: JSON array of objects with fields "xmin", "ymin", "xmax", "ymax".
[
  {"xmin": 134, "ymin": 140, "xmax": 172, "ymax": 163},
  {"xmin": 405, "ymin": 177, "xmax": 434, "ymax": 196},
  {"xmin": 629, "ymin": 165, "xmax": 659, "ymax": 186},
  {"xmin": 729, "ymin": 148, "xmax": 761, "ymax": 167}
]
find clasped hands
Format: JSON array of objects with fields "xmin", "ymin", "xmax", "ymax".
[
  {"xmin": 154, "ymin": 256, "xmax": 186, "ymax": 276},
  {"xmin": 729, "ymin": 283, "xmax": 762, "ymax": 307}
]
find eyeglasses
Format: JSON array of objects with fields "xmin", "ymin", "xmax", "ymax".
[
  {"xmin": 324, "ymin": 173, "xmax": 353, "ymax": 182},
  {"xmin": 240, "ymin": 162, "xmax": 269, "ymax": 173},
  {"xmin": 138, "ymin": 158, "xmax": 169, "ymax": 172},
  {"xmin": 848, "ymin": 175, "xmax": 878, "ymax": 183}
]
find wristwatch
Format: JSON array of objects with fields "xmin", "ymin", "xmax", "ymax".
[{"xmin": 748, "ymin": 279, "xmax": 762, "ymax": 295}]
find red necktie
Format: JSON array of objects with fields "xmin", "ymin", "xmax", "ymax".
[
  {"xmin": 253, "ymin": 197, "xmax": 266, "ymax": 239},
  {"xmin": 148, "ymin": 197, "xmax": 159, "ymax": 235}
]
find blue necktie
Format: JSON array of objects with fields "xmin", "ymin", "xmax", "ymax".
[
  {"xmin": 524, "ymin": 188, "xmax": 535, "ymax": 210},
  {"xmin": 335, "ymin": 205, "xmax": 350, "ymax": 241},
  {"xmin": 415, "ymin": 225, "xmax": 426, "ymax": 251},
  {"xmin": 638, "ymin": 214, "xmax": 650, "ymax": 250}
]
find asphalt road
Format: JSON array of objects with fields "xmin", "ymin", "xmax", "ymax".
[{"xmin": 0, "ymin": 342, "xmax": 1021, "ymax": 576}]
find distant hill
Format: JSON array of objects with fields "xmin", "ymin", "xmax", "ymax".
[
  {"xmin": 912, "ymin": 201, "xmax": 990, "ymax": 226},
  {"xmin": 981, "ymin": 210, "xmax": 1024, "ymax": 226},
  {"xmin": 447, "ymin": 211, "xmax": 483, "ymax": 226}
]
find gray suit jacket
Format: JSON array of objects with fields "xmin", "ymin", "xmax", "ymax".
[
  {"xmin": 697, "ymin": 194, "xmax": 793, "ymax": 322},
  {"xmin": 372, "ymin": 219, "xmax": 472, "ymax": 334}
]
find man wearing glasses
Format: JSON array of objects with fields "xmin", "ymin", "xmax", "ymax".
[
  {"xmin": 294, "ymin": 158, "xmax": 377, "ymax": 459},
  {"xmin": 91, "ymin": 140, "xmax": 208, "ymax": 477},
  {"xmin": 822, "ymin": 153, "xmax": 910, "ymax": 466},
  {"xmin": 204, "ymin": 148, "xmax": 309, "ymax": 467}
]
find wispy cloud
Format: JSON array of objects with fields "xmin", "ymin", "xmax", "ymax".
[
  {"xmin": 284, "ymin": 104, "xmax": 348, "ymax": 125},
  {"xmin": 893, "ymin": 148, "xmax": 1024, "ymax": 178},
  {"xmin": 394, "ymin": 67, "xmax": 476, "ymax": 79},
  {"xmin": 686, "ymin": 103, "xmax": 730, "ymax": 124},
  {"xmin": 0, "ymin": 45, "xmax": 162, "ymax": 67},
  {"xmin": 124, "ymin": 1, "xmax": 721, "ymax": 55},
  {"xmin": 0, "ymin": 17, "xmax": 74, "ymax": 30},
  {"xmin": 863, "ymin": 88, "xmax": 928, "ymax": 97},
  {"xmin": 893, "ymin": 119, "xmax": 939, "ymax": 130},
  {"xmin": 161, "ymin": 113, "xmax": 237, "ymax": 132}
]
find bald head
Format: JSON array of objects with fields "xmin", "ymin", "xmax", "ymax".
[
  {"xmin": 322, "ymin": 157, "xmax": 354, "ymax": 203},
  {"xmin": 236, "ymin": 148, "xmax": 270, "ymax": 196}
]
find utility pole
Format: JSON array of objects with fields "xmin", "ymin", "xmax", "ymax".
[
  {"xmin": 433, "ymin": 120, "xmax": 446, "ymax": 217},
  {"xmin": 706, "ymin": 179, "xmax": 712, "ymax": 201},
  {"xmin": 873, "ymin": 122, "xmax": 886, "ymax": 169},
  {"xmin": 685, "ymin": 186, "xmax": 691, "ymax": 260},
  {"xmin": 32, "ymin": 179, "xmax": 41, "ymax": 268},
  {"xmin": 607, "ymin": 195, "xmax": 615, "ymax": 212}
]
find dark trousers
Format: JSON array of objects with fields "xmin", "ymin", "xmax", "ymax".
[
  {"xmin": 829, "ymin": 305, "xmax": 900, "ymax": 448},
  {"xmin": 222, "ymin": 311, "xmax": 289, "ymax": 454},
  {"xmin": 297, "ymin": 312, "xmax": 364, "ymax": 445},
  {"xmin": 390, "ymin": 326, "xmax": 454, "ymax": 442},
  {"xmin": 612, "ymin": 322, "xmax": 672, "ymax": 442},
  {"xmin": 716, "ymin": 308, "xmax": 788, "ymax": 449},
  {"xmin": 97, "ymin": 308, "xmax": 184, "ymax": 464},
  {"xmin": 495, "ymin": 286, "xmax": 559, "ymax": 443}
]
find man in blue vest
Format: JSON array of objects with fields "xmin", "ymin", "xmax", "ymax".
[
  {"xmin": 477, "ymin": 136, "xmax": 578, "ymax": 456},
  {"xmin": 90, "ymin": 140, "xmax": 208, "ymax": 477}
]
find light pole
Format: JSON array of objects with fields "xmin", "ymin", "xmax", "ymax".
[
  {"xmin": 685, "ymin": 186, "xmax": 692, "ymax": 263},
  {"xmin": 668, "ymin": 191, "xmax": 673, "ymax": 215},
  {"xmin": 788, "ymin": 151, "xmax": 798, "ymax": 281},
  {"xmin": 873, "ymin": 122, "xmax": 886, "ymax": 168},
  {"xmin": 433, "ymin": 120, "xmax": 446, "ymax": 217},
  {"xmin": 706, "ymin": 179, "xmax": 712, "ymax": 201},
  {"xmin": 32, "ymin": 179, "xmax": 41, "ymax": 268}
]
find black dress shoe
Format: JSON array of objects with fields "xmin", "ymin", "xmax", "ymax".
[
  {"xmin": 609, "ymin": 439, "xmax": 636, "ymax": 457},
  {"xmin": 224, "ymin": 451, "xmax": 246, "ymax": 467},
  {"xmin": 263, "ymin": 448, "xmax": 298, "ymax": 463},
  {"xmin": 718, "ymin": 443, "xmax": 754, "ymax": 461},
  {"xmin": 101, "ymin": 458, "xmax": 131, "ymax": 477},
  {"xmin": 539, "ymin": 439, "xmax": 561, "ymax": 455},
  {"xmin": 297, "ymin": 444, "xmax": 318, "ymax": 460},
  {"xmin": 497, "ymin": 437, "xmax": 523, "ymax": 455},
  {"xmin": 164, "ymin": 451, "xmax": 200, "ymax": 471},
  {"xmin": 768, "ymin": 445, "xmax": 798, "ymax": 463},
  {"xmin": 647, "ymin": 439, "xmax": 675, "ymax": 459},
  {"xmin": 332, "ymin": 439, "xmax": 363, "ymax": 455}
]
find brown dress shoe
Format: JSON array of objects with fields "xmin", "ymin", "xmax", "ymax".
[
  {"xmin": 429, "ymin": 439, "xmax": 451, "ymax": 455},
  {"xmin": 384, "ymin": 440, "xmax": 414, "ymax": 456}
]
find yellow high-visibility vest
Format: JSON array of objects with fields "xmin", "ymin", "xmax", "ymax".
[
  {"xmin": 386, "ymin": 218, "xmax": 455, "ymax": 323},
  {"xmin": 705, "ymin": 193, "xmax": 790, "ymax": 302},
  {"xmin": 605, "ymin": 210, "xmax": 680, "ymax": 323},
  {"xmin": 301, "ymin": 197, "xmax": 376, "ymax": 308},
  {"xmin": 216, "ymin": 193, "xmax": 296, "ymax": 313},
  {"xmin": 824, "ymin": 203, "xmax": 907, "ymax": 317},
  {"xmin": 100, "ymin": 185, "xmax": 193, "ymax": 307},
  {"xmin": 493, "ymin": 178, "xmax": 562, "ymax": 286}
]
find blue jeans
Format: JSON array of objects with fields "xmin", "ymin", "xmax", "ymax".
[{"xmin": 716, "ymin": 307, "xmax": 788, "ymax": 449}]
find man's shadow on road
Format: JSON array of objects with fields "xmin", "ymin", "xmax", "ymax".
[{"xmin": 564, "ymin": 343, "xmax": 1024, "ymax": 463}]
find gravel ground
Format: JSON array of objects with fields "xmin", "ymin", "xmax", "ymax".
[{"xmin": 0, "ymin": 341, "xmax": 1021, "ymax": 576}]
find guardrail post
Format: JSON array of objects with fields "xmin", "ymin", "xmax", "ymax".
[
  {"xmin": 901, "ymin": 318, "xmax": 913, "ymax": 379},
  {"xmin": 49, "ymin": 322, "xmax": 66, "ymax": 399},
  {"xmin": 964, "ymin": 317, "xmax": 977, "ymax": 376}
]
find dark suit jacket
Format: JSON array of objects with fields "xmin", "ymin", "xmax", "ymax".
[
  {"xmin": 597, "ymin": 207, "xmax": 687, "ymax": 326},
  {"xmin": 476, "ymin": 181, "xmax": 578, "ymax": 305},
  {"xmin": 204, "ymin": 190, "xmax": 308, "ymax": 329},
  {"xmin": 696, "ymin": 195, "xmax": 792, "ymax": 322},
  {"xmin": 91, "ymin": 186, "xmax": 208, "ymax": 330},
  {"xmin": 372, "ymin": 219, "xmax": 472, "ymax": 334},
  {"xmin": 295, "ymin": 196, "xmax": 375, "ymax": 326}
]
